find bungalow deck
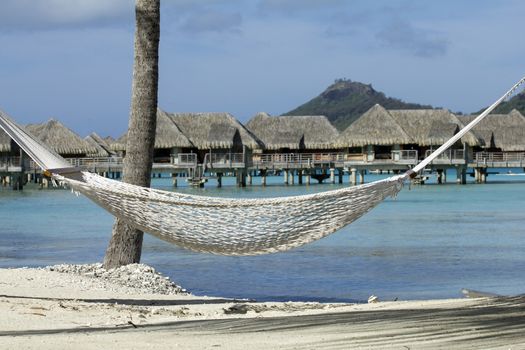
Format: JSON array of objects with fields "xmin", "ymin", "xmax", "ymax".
[{"xmin": 3, "ymin": 150, "xmax": 525, "ymax": 190}]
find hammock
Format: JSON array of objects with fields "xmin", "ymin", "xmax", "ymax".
[{"xmin": 1, "ymin": 76, "xmax": 524, "ymax": 255}]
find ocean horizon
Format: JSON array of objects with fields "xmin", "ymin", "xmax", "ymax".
[{"xmin": 1, "ymin": 169, "xmax": 524, "ymax": 303}]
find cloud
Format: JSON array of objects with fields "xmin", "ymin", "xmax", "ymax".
[
  {"xmin": 376, "ymin": 19, "xmax": 449, "ymax": 58},
  {"xmin": 258, "ymin": 0, "xmax": 346, "ymax": 15},
  {"xmin": 179, "ymin": 12, "xmax": 243, "ymax": 34},
  {"xmin": 0, "ymin": 0, "xmax": 132, "ymax": 31}
]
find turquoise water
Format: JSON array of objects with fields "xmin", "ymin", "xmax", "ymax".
[{"xmin": 1, "ymin": 170, "xmax": 524, "ymax": 302}]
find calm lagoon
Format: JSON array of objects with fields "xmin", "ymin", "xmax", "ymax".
[{"xmin": 1, "ymin": 170, "xmax": 524, "ymax": 302}]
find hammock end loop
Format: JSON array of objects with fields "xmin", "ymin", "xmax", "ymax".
[{"xmin": 405, "ymin": 169, "xmax": 417, "ymax": 179}]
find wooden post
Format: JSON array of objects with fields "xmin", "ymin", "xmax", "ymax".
[
  {"xmin": 359, "ymin": 170, "xmax": 365, "ymax": 184},
  {"xmin": 456, "ymin": 166, "xmax": 466, "ymax": 185},
  {"xmin": 236, "ymin": 169, "xmax": 246, "ymax": 187},
  {"xmin": 289, "ymin": 170, "xmax": 295, "ymax": 185},
  {"xmin": 330, "ymin": 168, "xmax": 335, "ymax": 184},
  {"xmin": 350, "ymin": 168, "xmax": 357, "ymax": 185},
  {"xmin": 217, "ymin": 172, "xmax": 222, "ymax": 188},
  {"xmin": 247, "ymin": 171, "xmax": 252, "ymax": 185},
  {"xmin": 338, "ymin": 169, "xmax": 343, "ymax": 184},
  {"xmin": 437, "ymin": 169, "xmax": 443, "ymax": 184},
  {"xmin": 261, "ymin": 169, "xmax": 267, "ymax": 186},
  {"xmin": 481, "ymin": 168, "xmax": 487, "ymax": 183},
  {"xmin": 443, "ymin": 169, "xmax": 447, "ymax": 183},
  {"xmin": 305, "ymin": 171, "xmax": 311, "ymax": 185},
  {"xmin": 12, "ymin": 173, "xmax": 22, "ymax": 191},
  {"xmin": 284, "ymin": 169, "xmax": 289, "ymax": 184},
  {"xmin": 298, "ymin": 169, "xmax": 303, "ymax": 185}
]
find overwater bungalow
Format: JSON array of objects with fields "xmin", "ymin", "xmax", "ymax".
[
  {"xmin": 387, "ymin": 108, "xmax": 479, "ymax": 162},
  {"xmin": 0, "ymin": 129, "xmax": 26, "ymax": 188},
  {"xmin": 459, "ymin": 110, "xmax": 525, "ymax": 152},
  {"xmin": 457, "ymin": 110, "xmax": 525, "ymax": 177},
  {"xmin": 84, "ymin": 132, "xmax": 115, "ymax": 157},
  {"xmin": 111, "ymin": 109, "xmax": 195, "ymax": 163},
  {"xmin": 0, "ymin": 129, "xmax": 18, "ymax": 160},
  {"xmin": 334, "ymin": 104, "xmax": 413, "ymax": 161},
  {"xmin": 244, "ymin": 112, "xmax": 341, "ymax": 183},
  {"xmin": 165, "ymin": 111, "xmax": 261, "ymax": 167},
  {"xmin": 246, "ymin": 112, "xmax": 339, "ymax": 153},
  {"xmin": 25, "ymin": 119, "xmax": 97, "ymax": 158},
  {"xmin": 0, "ymin": 129, "xmax": 22, "ymax": 173}
]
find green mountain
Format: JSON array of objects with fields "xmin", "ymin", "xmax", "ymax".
[
  {"xmin": 475, "ymin": 91, "xmax": 525, "ymax": 115},
  {"xmin": 284, "ymin": 79, "xmax": 434, "ymax": 130}
]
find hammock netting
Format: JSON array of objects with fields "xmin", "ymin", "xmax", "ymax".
[{"xmin": 1, "ymin": 76, "xmax": 523, "ymax": 255}]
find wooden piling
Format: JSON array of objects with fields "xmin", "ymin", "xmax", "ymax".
[
  {"xmin": 217, "ymin": 172, "xmax": 222, "ymax": 188},
  {"xmin": 437, "ymin": 169, "xmax": 443, "ymax": 184},
  {"xmin": 261, "ymin": 170, "xmax": 267, "ymax": 186}
]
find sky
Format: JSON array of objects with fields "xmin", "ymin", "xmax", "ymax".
[{"xmin": 0, "ymin": 0, "xmax": 524, "ymax": 137}]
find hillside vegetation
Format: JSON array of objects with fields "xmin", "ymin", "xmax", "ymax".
[
  {"xmin": 475, "ymin": 92, "xmax": 525, "ymax": 115},
  {"xmin": 284, "ymin": 79, "xmax": 434, "ymax": 130}
]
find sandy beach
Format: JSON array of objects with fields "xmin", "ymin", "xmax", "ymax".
[{"xmin": 0, "ymin": 265, "xmax": 524, "ymax": 349}]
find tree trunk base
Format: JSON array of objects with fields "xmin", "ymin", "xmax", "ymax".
[{"xmin": 103, "ymin": 218, "xmax": 144, "ymax": 269}]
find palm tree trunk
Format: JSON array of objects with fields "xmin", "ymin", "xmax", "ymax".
[{"xmin": 103, "ymin": 0, "xmax": 160, "ymax": 269}]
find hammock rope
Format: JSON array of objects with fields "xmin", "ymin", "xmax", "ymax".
[{"xmin": 1, "ymin": 76, "xmax": 524, "ymax": 255}]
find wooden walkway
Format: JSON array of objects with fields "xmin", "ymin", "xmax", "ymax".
[{"xmin": 2, "ymin": 151, "xmax": 525, "ymax": 189}]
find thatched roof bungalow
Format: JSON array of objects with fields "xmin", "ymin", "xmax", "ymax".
[
  {"xmin": 111, "ymin": 109, "xmax": 194, "ymax": 153},
  {"xmin": 246, "ymin": 112, "xmax": 339, "ymax": 151},
  {"xmin": 0, "ymin": 129, "xmax": 13, "ymax": 153},
  {"xmin": 387, "ymin": 109, "xmax": 479, "ymax": 147},
  {"xmin": 85, "ymin": 132, "xmax": 115, "ymax": 157},
  {"xmin": 459, "ymin": 109, "xmax": 525, "ymax": 151},
  {"xmin": 166, "ymin": 112, "xmax": 261, "ymax": 151},
  {"xmin": 334, "ymin": 104, "xmax": 412, "ymax": 148},
  {"xmin": 25, "ymin": 119, "xmax": 97, "ymax": 157}
]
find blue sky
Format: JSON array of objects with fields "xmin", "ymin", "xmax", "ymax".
[{"xmin": 0, "ymin": 0, "xmax": 523, "ymax": 137}]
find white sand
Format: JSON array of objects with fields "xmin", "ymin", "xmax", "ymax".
[{"xmin": 1, "ymin": 267, "xmax": 524, "ymax": 349}]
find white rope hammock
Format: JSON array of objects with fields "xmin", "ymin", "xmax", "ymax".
[{"xmin": 1, "ymin": 76, "xmax": 524, "ymax": 255}]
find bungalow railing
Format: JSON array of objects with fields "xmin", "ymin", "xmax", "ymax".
[
  {"xmin": 172, "ymin": 153, "xmax": 198, "ymax": 167},
  {"xmin": 66, "ymin": 157, "xmax": 124, "ymax": 167},
  {"xmin": 204, "ymin": 153, "xmax": 245, "ymax": 169},
  {"xmin": 0, "ymin": 156, "xmax": 33, "ymax": 171},
  {"xmin": 391, "ymin": 150, "xmax": 418, "ymax": 162},
  {"xmin": 424, "ymin": 149, "xmax": 465, "ymax": 163},
  {"xmin": 474, "ymin": 152, "xmax": 525, "ymax": 164},
  {"xmin": 0, "ymin": 156, "xmax": 20, "ymax": 171},
  {"xmin": 253, "ymin": 153, "xmax": 345, "ymax": 167}
]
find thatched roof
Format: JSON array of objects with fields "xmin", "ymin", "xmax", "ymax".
[
  {"xmin": 167, "ymin": 112, "xmax": 261, "ymax": 150},
  {"xmin": 459, "ymin": 110, "xmax": 525, "ymax": 150},
  {"xmin": 246, "ymin": 112, "xmax": 339, "ymax": 150},
  {"xmin": 25, "ymin": 119, "xmax": 97, "ymax": 156},
  {"xmin": 388, "ymin": 109, "xmax": 479, "ymax": 146},
  {"xmin": 0, "ymin": 129, "xmax": 12, "ymax": 152},
  {"xmin": 111, "ymin": 109, "xmax": 194, "ymax": 151},
  {"xmin": 85, "ymin": 132, "xmax": 114, "ymax": 157},
  {"xmin": 334, "ymin": 104, "xmax": 412, "ymax": 147}
]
